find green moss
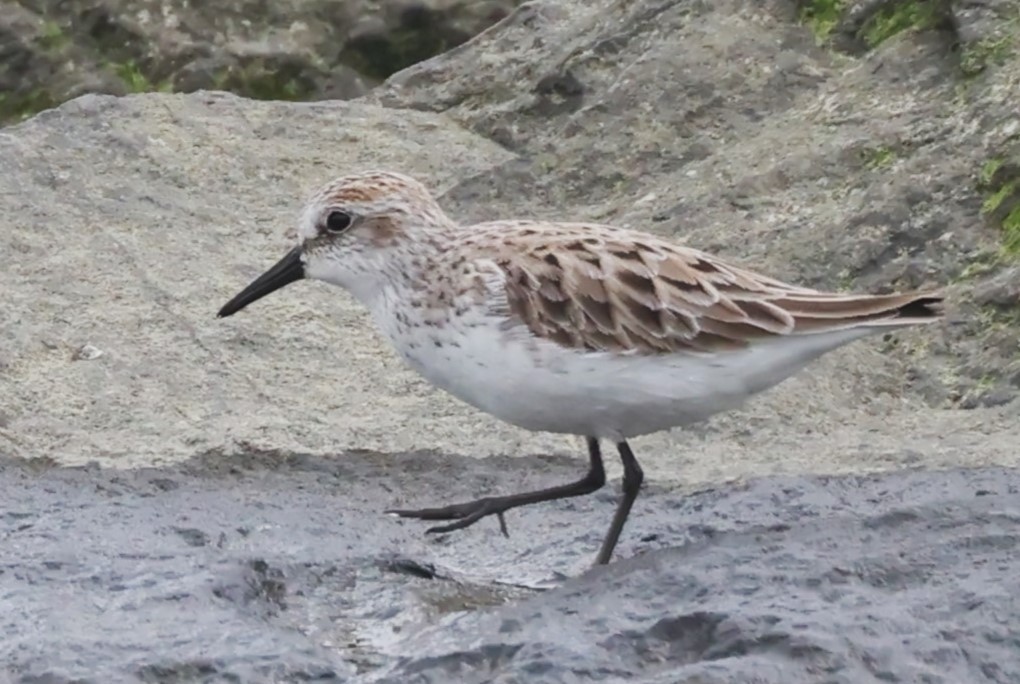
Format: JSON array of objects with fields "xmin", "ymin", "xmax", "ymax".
[
  {"xmin": 976, "ymin": 374, "xmax": 997, "ymax": 391},
  {"xmin": 954, "ymin": 254, "xmax": 999, "ymax": 282},
  {"xmin": 959, "ymin": 6, "xmax": 1019, "ymax": 77},
  {"xmin": 37, "ymin": 20, "xmax": 70, "ymax": 52},
  {"xmin": 981, "ymin": 157, "xmax": 1004, "ymax": 185},
  {"xmin": 859, "ymin": 0, "xmax": 942, "ymax": 48},
  {"xmin": 0, "ymin": 89, "xmax": 58, "ymax": 124},
  {"xmin": 961, "ymin": 35, "xmax": 1013, "ymax": 76},
  {"xmin": 799, "ymin": 0, "xmax": 846, "ymax": 43},
  {"xmin": 111, "ymin": 60, "xmax": 172, "ymax": 94},
  {"xmin": 212, "ymin": 61, "xmax": 316, "ymax": 101},
  {"xmin": 978, "ymin": 155, "xmax": 1020, "ymax": 258},
  {"xmin": 860, "ymin": 145, "xmax": 897, "ymax": 170},
  {"xmin": 836, "ymin": 269, "xmax": 857, "ymax": 291},
  {"xmin": 239, "ymin": 75, "xmax": 308, "ymax": 101},
  {"xmin": 980, "ymin": 301, "xmax": 1020, "ymax": 328},
  {"xmin": 982, "ymin": 179, "xmax": 1017, "ymax": 216},
  {"xmin": 1003, "ymin": 205, "xmax": 1020, "ymax": 255},
  {"xmin": 799, "ymin": 0, "xmax": 948, "ymax": 48}
]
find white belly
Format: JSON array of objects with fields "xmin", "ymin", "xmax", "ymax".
[{"xmin": 379, "ymin": 308, "xmax": 877, "ymax": 441}]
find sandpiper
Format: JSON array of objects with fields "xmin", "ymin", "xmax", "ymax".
[{"xmin": 217, "ymin": 170, "xmax": 944, "ymax": 566}]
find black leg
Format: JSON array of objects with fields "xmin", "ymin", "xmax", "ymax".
[
  {"xmin": 387, "ymin": 438, "xmax": 607, "ymax": 536},
  {"xmin": 593, "ymin": 440, "xmax": 644, "ymax": 566}
]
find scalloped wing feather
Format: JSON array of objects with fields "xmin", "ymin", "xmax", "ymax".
[{"xmin": 491, "ymin": 225, "xmax": 943, "ymax": 355}]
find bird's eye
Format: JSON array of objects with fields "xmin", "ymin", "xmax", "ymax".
[{"xmin": 325, "ymin": 210, "xmax": 352, "ymax": 233}]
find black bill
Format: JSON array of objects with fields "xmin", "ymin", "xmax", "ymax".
[{"xmin": 217, "ymin": 246, "xmax": 305, "ymax": 318}]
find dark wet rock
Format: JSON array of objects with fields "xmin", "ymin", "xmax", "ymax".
[
  {"xmin": 171, "ymin": 526, "xmax": 211, "ymax": 547},
  {"xmin": 2, "ymin": 451, "xmax": 1020, "ymax": 682}
]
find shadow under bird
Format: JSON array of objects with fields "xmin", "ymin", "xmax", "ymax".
[{"xmin": 217, "ymin": 170, "xmax": 945, "ymax": 566}]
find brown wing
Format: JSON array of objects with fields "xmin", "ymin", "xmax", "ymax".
[{"xmin": 494, "ymin": 230, "xmax": 943, "ymax": 355}]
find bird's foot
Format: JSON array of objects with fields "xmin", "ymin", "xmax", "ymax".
[{"xmin": 386, "ymin": 496, "xmax": 512, "ymax": 537}]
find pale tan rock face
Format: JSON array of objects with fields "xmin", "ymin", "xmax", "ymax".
[{"xmin": 1, "ymin": 0, "xmax": 1018, "ymax": 481}]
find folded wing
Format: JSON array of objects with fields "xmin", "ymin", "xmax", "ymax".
[{"xmin": 493, "ymin": 228, "xmax": 943, "ymax": 355}]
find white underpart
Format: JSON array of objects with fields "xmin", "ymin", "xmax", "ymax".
[{"xmin": 369, "ymin": 284, "xmax": 887, "ymax": 442}]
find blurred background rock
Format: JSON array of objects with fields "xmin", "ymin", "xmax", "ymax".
[{"xmin": 0, "ymin": 0, "xmax": 520, "ymax": 125}]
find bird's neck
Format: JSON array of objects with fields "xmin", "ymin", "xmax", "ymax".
[{"xmin": 352, "ymin": 229, "xmax": 453, "ymax": 311}]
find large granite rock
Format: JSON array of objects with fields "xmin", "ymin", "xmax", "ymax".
[
  {"xmin": 1, "ymin": 0, "xmax": 1019, "ymax": 681},
  {"xmin": 2, "ymin": 0, "xmax": 1016, "ymax": 479}
]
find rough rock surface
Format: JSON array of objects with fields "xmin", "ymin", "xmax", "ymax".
[
  {"xmin": 2, "ymin": 450, "xmax": 1019, "ymax": 683},
  {"xmin": 2, "ymin": 0, "xmax": 1020, "ymax": 681}
]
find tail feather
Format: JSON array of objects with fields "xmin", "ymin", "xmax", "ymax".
[{"xmin": 784, "ymin": 291, "xmax": 944, "ymax": 334}]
